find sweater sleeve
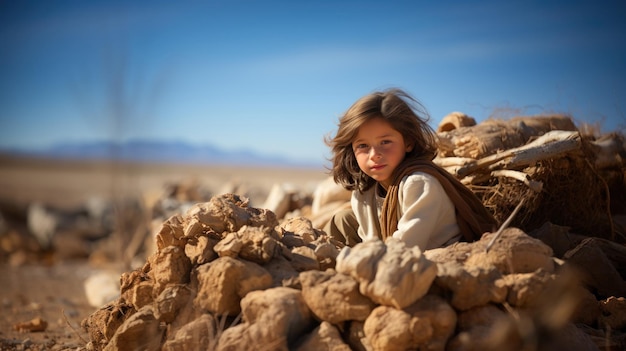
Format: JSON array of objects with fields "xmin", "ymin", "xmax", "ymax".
[
  {"xmin": 351, "ymin": 186, "xmax": 380, "ymax": 242},
  {"xmin": 393, "ymin": 172, "xmax": 460, "ymax": 250}
]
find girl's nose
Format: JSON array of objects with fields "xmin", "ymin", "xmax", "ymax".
[{"xmin": 369, "ymin": 146, "xmax": 382, "ymax": 159}]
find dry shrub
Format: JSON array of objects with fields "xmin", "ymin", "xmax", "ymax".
[{"xmin": 470, "ymin": 146, "xmax": 616, "ymax": 241}]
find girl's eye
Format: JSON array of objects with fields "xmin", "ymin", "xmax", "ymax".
[{"xmin": 353, "ymin": 144, "xmax": 369, "ymax": 153}]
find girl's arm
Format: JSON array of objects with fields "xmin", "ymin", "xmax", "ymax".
[
  {"xmin": 394, "ymin": 173, "xmax": 459, "ymax": 250},
  {"xmin": 351, "ymin": 187, "xmax": 379, "ymax": 243}
]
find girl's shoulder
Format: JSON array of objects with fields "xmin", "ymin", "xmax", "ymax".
[
  {"xmin": 398, "ymin": 171, "xmax": 449, "ymax": 202},
  {"xmin": 399, "ymin": 171, "xmax": 448, "ymax": 196},
  {"xmin": 401, "ymin": 171, "xmax": 440, "ymax": 186}
]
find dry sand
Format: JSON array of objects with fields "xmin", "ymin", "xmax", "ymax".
[
  {"xmin": 0, "ymin": 154, "xmax": 329, "ymax": 208},
  {"xmin": 0, "ymin": 154, "xmax": 328, "ymax": 349}
]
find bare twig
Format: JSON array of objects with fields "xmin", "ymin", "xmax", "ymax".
[
  {"xmin": 583, "ymin": 158, "xmax": 616, "ymax": 241},
  {"xmin": 62, "ymin": 308, "xmax": 89, "ymax": 345},
  {"xmin": 485, "ymin": 198, "xmax": 526, "ymax": 253}
]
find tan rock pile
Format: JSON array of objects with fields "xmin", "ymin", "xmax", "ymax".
[{"xmin": 81, "ymin": 193, "xmax": 618, "ymax": 351}]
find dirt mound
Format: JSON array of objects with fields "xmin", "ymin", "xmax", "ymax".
[{"xmin": 82, "ymin": 192, "xmax": 625, "ymax": 350}]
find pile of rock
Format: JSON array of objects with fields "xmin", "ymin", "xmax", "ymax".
[{"xmin": 81, "ymin": 193, "xmax": 625, "ymax": 351}]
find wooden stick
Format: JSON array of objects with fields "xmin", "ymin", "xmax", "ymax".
[
  {"xmin": 485, "ymin": 198, "xmax": 526, "ymax": 253},
  {"xmin": 457, "ymin": 130, "xmax": 581, "ymax": 177},
  {"xmin": 491, "ymin": 170, "xmax": 543, "ymax": 193}
]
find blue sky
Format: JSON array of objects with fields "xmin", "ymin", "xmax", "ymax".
[{"xmin": 1, "ymin": 0, "xmax": 625, "ymax": 165}]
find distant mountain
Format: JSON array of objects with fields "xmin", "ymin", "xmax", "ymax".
[{"xmin": 2, "ymin": 139, "xmax": 322, "ymax": 168}]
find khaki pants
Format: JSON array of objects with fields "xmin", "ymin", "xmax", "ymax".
[{"xmin": 323, "ymin": 208, "xmax": 361, "ymax": 247}]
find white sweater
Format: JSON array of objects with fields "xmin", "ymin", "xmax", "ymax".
[{"xmin": 351, "ymin": 172, "xmax": 461, "ymax": 251}]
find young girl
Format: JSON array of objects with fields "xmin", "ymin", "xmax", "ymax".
[{"xmin": 324, "ymin": 88, "xmax": 497, "ymax": 250}]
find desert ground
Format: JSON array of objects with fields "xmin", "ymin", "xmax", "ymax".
[
  {"xmin": 1, "ymin": 114, "xmax": 625, "ymax": 350},
  {"xmin": 0, "ymin": 154, "xmax": 329, "ymax": 350}
]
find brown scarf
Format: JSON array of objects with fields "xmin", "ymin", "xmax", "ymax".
[{"xmin": 379, "ymin": 158, "xmax": 497, "ymax": 243}]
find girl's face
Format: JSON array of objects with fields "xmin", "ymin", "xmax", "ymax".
[{"xmin": 352, "ymin": 118, "xmax": 412, "ymax": 190}]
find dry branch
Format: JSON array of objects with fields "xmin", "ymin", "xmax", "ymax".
[
  {"xmin": 456, "ymin": 130, "xmax": 582, "ymax": 178},
  {"xmin": 490, "ymin": 170, "xmax": 543, "ymax": 193}
]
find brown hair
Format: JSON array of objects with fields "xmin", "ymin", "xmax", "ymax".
[{"xmin": 325, "ymin": 88, "xmax": 437, "ymax": 192}]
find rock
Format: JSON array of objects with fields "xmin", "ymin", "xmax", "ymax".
[
  {"xmin": 162, "ymin": 314, "xmax": 218, "ymax": 351},
  {"xmin": 563, "ymin": 237, "xmax": 626, "ymax": 298},
  {"xmin": 447, "ymin": 325, "xmax": 502, "ymax": 351},
  {"xmin": 279, "ymin": 231, "xmax": 308, "ymax": 248},
  {"xmin": 435, "ymin": 261, "xmax": 507, "ymax": 311},
  {"xmin": 213, "ymin": 225, "xmax": 280, "ymax": 264},
  {"xmin": 216, "ymin": 287, "xmax": 313, "ymax": 350},
  {"xmin": 182, "ymin": 217, "xmax": 205, "ymax": 238},
  {"xmin": 155, "ymin": 214, "xmax": 186, "ymax": 251},
  {"xmin": 295, "ymin": 321, "xmax": 352, "ymax": 351},
  {"xmin": 406, "ymin": 295, "xmax": 457, "ymax": 351},
  {"xmin": 313, "ymin": 241, "xmax": 340, "ymax": 261},
  {"xmin": 84, "ymin": 270, "xmax": 121, "ymax": 308},
  {"xmin": 193, "ymin": 256, "xmax": 273, "ymax": 316},
  {"xmin": 290, "ymin": 245, "xmax": 320, "ymax": 271},
  {"xmin": 530, "ymin": 222, "xmax": 587, "ymax": 258},
  {"xmin": 27, "ymin": 202, "xmax": 57, "ymax": 248},
  {"xmin": 185, "ymin": 195, "xmax": 251, "ymax": 234},
  {"xmin": 350, "ymin": 295, "xmax": 456, "ymax": 351},
  {"xmin": 336, "ymin": 238, "xmax": 438, "ymax": 309},
  {"xmin": 299, "ymin": 269, "xmax": 375, "ymax": 323},
  {"xmin": 547, "ymin": 323, "xmax": 601, "ymax": 351},
  {"xmin": 599, "ymin": 296, "xmax": 626, "ymax": 330},
  {"xmin": 308, "ymin": 176, "xmax": 352, "ymax": 230},
  {"xmin": 424, "ymin": 241, "xmax": 473, "ymax": 264},
  {"xmin": 262, "ymin": 183, "xmax": 294, "ymax": 220},
  {"xmin": 311, "ymin": 176, "xmax": 351, "ymax": 216},
  {"xmin": 102, "ymin": 305, "xmax": 163, "ymax": 351},
  {"xmin": 185, "ymin": 193, "xmax": 278, "ymax": 235},
  {"xmin": 185, "ymin": 233, "xmax": 219, "ymax": 265},
  {"xmin": 149, "ymin": 245, "xmax": 191, "ymax": 295},
  {"xmin": 213, "ymin": 232, "xmax": 243, "ymax": 257},
  {"xmin": 280, "ymin": 216, "xmax": 323, "ymax": 243},
  {"xmin": 154, "ymin": 285, "xmax": 192, "ymax": 323},
  {"xmin": 262, "ymin": 254, "xmax": 300, "ymax": 287},
  {"xmin": 466, "ymin": 227, "xmax": 555, "ymax": 274},
  {"xmin": 166, "ymin": 291, "xmax": 205, "ymax": 337},
  {"xmin": 503, "ymin": 269, "xmax": 555, "ymax": 307},
  {"xmin": 456, "ymin": 304, "xmax": 507, "ymax": 331},
  {"xmin": 570, "ymin": 287, "xmax": 601, "ymax": 326},
  {"xmin": 313, "ymin": 240, "xmax": 340, "ymax": 270},
  {"xmin": 119, "ymin": 266, "xmax": 152, "ymax": 309},
  {"xmin": 128, "ymin": 281, "xmax": 153, "ymax": 311},
  {"xmin": 13, "ymin": 316, "xmax": 48, "ymax": 332},
  {"xmin": 346, "ymin": 321, "xmax": 372, "ymax": 351},
  {"xmin": 82, "ymin": 301, "xmax": 134, "ymax": 347},
  {"xmin": 448, "ymin": 305, "xmax": 509, "ymax": 351},
  {"xmin": 364, "ymin": 305, "xmax": 433, "ymax": 351}
]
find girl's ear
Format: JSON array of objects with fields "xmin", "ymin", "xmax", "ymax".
[{"xmin": 405, "ymin": 143, "xmax": 414, "ymax": 153}]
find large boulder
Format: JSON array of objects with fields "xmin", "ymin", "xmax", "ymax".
[{"xmin": 336, "ymin": 238, "xmax": 438, "ymax": 309}]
